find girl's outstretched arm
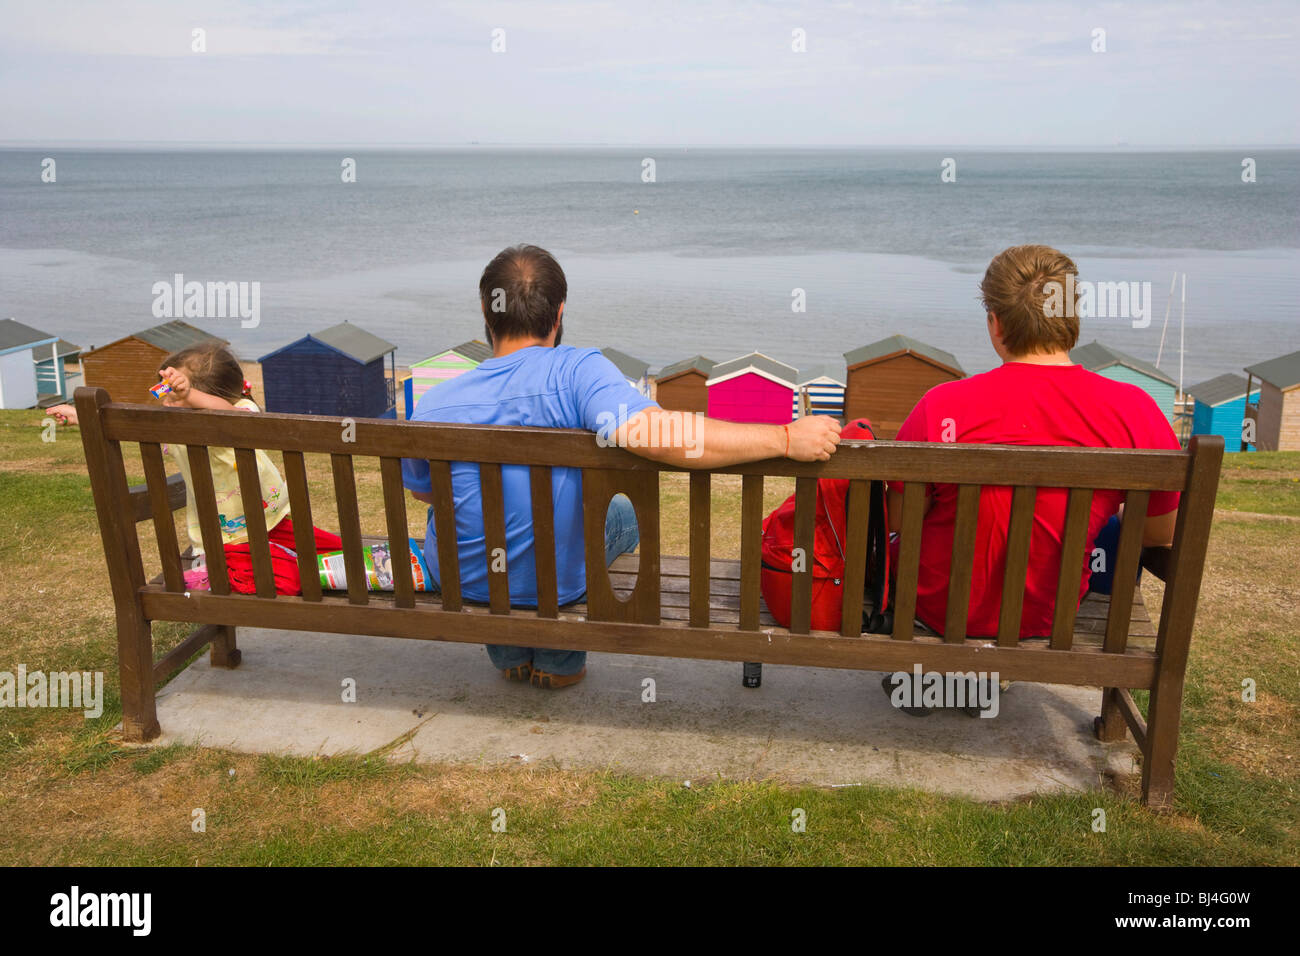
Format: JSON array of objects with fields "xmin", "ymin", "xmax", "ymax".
[
  {"xmin": 159, "ymin": 366, "xmax": 250, "ymax": 411},
  {"xmin": 47, "ymin": 403, "xmax": 78, "ymax": 425}
]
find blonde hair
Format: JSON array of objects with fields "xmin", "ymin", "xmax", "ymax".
[{"xmin": 979, "ymin": 244, "xmax": 1080, "ymax": 356}]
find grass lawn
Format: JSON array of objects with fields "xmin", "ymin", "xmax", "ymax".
[{"xmin": 0, "ymin": 409, "xmax": 1296, "ymax": 865}]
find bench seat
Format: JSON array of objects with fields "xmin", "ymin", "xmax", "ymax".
[{"xmin": 154, "ymin": 548, "xmax": 1155, "ymax": 650}]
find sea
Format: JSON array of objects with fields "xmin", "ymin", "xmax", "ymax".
[{"xmin": 1, "ymin": 147, "xmax": 1297, "ymax": 384}]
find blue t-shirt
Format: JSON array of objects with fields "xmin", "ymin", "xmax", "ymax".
[{"xmin": 401, "ymin": 345, "xmax": 656, "ymax": 606}]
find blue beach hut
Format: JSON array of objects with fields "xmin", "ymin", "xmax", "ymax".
[
  {"xmin": 1187, "ymin": 374, "xmax": 1258, "ymax": 453},
  {"xmin": 258, "ymin": 322, "xmax": 397, "ymax": 419}
]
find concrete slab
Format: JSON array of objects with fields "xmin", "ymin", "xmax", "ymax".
[{"xmin": 151, "ymin": 628, "xmax": 1140, "ymax": 801}]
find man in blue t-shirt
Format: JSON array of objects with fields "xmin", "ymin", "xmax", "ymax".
[{"xmin": 403, "ymin": 244, "xmax": 842, "ymax": 689}]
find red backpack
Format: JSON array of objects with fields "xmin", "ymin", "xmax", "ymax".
[{"xmin": 760, "ymin": 418, "xmax": 891, "ymax": 633}]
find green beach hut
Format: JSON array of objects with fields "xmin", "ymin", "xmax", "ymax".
[{"xmin": 1070, "ymin": 340, "xmax": 1178, "ymax": 423}]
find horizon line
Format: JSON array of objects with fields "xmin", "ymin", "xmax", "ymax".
[{"xmin": 3, "ymin": 140, "xmax": 1299, "ymax": 151}]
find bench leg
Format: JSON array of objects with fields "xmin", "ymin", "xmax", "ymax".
[
  {"xmin": 1141, "ymin": 679, "xmax": 1184, "ymax": 809},
  {"xmin": 1094, "ymin": 687, "xmax": 1128, "ymax": 742},
  {"xmin": 209, "ymin": 625, "xmax": 241, "ymax": 668},
  {"xmin": 118, "ymin": 616, "xmax": 161, "ymax": 743}
]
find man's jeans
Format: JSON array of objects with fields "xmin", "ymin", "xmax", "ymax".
[{"xmin": 485, "ymin": 493, "xmax": 640, "ymax": 676}]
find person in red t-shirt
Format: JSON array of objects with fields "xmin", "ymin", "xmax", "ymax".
[{"xmin": 887, "ymin": 244, "xmax": 1181, "ymax": 642}]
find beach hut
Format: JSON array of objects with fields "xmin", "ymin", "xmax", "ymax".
[
  {"xmin": 1187, "ymin": 374, "xmax": 1258, "ymax": 453},
  {"xmin": 795, "ymin": 365, "xmax": 846, "ymax": 419},
  {"xmin": 81, "ymin": 320, "xmax": 228, "ymax": 405},
  {"xmin": 404, "ymin": 339, "xmax": 491, "ymax": 417},
  {"xmin": 653, "ymin": 356, "xmax": 715, "ymax": 414},
  {"xmin": 33, "ymin": 337, "xmax": 82, "ymax": 402},
  {"xmin": 602, "ymin": 347, "xmax": 651, "ymax": 397},
  {"xmin": 1244, "ymin": 349, "xmax": 1300, "ymax": 452},
  {"xmin": 706, "ymin": 352, "xmax": 798, "ymax": 425},
  {"xmin": 258, "ymin": 321, "xmax": 397, "ymax": 419},
  {"xmin": 0, "ymin": 319, "xmax": 58, "ymax": 409},
  {"xmin": 842, "ymin": 335, "xmax": 965, "ymax": 439},
  {"xmin": 1070, "ymin": 340, "xmax": 1177, "ymax": 422}
]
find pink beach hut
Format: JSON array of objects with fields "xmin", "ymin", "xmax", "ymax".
[{"xmin": 705, "ymin": 351, "xmax": 798, "ymax": 424}]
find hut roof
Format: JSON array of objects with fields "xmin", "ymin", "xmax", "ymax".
[
  {"xmin": 798, "ymin": 364, "xmax": 846, "ymax": 387},
  {"xmin": 1069, "ymin": 340, "xmax": 1176, "ymax": 387},
  {"xmin": 707, "ymin": 352, "xmax": 798, "ymax": 390},
  {"xmin": 260, "ymin": 322, "xmax": 396, "ymax": 365},
  {"xmin": 1187, "ymin": 373, "xmax": 1252, "ymax": 407},
  {"xmin": 0, "ymin": 318, "xmax": 59, "ymax": 357},
  {"xmin": 32, "ymin": 339, "xmax": 82, "ymax": 364},
  {"xmin": 601, "ymin": 347, "xmax": 650, "ymax": 381},
  {"xmin": 415, "ymin": 339, "xmax": 492, "ymax": 365},
  {"xmin": 134, "ymin": 320, "xmax": 228, "ymax": 353},
  {"xmin": 843, "ymin": 335, "xmax": 964, "ymax": 375},
  {"xmin": 1245, "ymin": 348, "xmax": 1300, "ymax": 391},
  {"xmin": 655, "ymin": 355, "xmax": 716, "ymax": 381}
]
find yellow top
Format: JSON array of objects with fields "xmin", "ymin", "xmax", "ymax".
[{"xmin": 163, "ymin": 399, "xmax": 291, "ymax": 553}]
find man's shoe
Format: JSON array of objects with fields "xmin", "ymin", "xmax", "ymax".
[
  {"xmin": 501, "ymin": 663, "xmax": 533, "ymax": 682},
  {"xmin": 531, "ymin": 666, "xmax": 586, "ymax": 690}
]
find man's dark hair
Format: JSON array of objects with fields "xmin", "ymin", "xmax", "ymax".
[{"xmin": 478, "ymin": 244, "xmax": 567, "ymax": 345}]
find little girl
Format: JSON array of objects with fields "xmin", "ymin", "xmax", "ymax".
[{"xmin": 51, "ymin": 343, "xmax": 341, "ymax": 595}]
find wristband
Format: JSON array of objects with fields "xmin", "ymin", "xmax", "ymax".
[{"xmin": 783, "ymin": 424, "xmax": 790, "ymax": 458}]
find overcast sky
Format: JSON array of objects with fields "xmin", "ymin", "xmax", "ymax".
[{"xmin": 1, "ymin": 0, "xmax": 1297, "ymax": 147}]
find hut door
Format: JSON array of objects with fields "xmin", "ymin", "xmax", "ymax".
[{"xmin": 337, "ymin": 373, "xmax": 360, "ymax": 414}]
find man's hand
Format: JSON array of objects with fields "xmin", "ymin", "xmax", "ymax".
[{"xmin": 785, "ymin": 415, "xmax": 842, "ymax": 462}]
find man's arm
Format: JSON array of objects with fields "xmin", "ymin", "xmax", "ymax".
[
  {"xmin": 410, "ymin": 490, "xmax": 435, "ymax": 505},
  {"xmin": 1142, "ymin": 508, "xmax": 1177, "ymax": 548},
  {"xmin": 612, "ymin": 408, "xmax": 841, "ymax": 467}
]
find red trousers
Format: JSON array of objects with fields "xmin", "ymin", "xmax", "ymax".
[{"xmin": 223, "ymin": 518, "xmax": 343, "ymax": 595}]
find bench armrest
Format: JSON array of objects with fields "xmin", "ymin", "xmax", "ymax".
[
  {"xmin": 128, "ymin": 473, "xmax": 187, "ymax": 522},
  {"xmin": 1140, "ymin": 546, "xmax": 1172, "ymax": 583}
]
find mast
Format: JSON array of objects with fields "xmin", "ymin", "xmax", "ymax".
[{"xmin": 1155, "ymin": 271, "xmax": 1177, "ymax": 368}]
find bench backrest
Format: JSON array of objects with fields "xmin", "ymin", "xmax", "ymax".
[{"xmin": 75, "ymin": 387, "xmax": 1222, "ymax": 663}]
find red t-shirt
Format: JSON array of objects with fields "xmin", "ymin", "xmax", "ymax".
[{"xmin": 891, "ymin": 362, "xmax": 1181, "ymax": 639}]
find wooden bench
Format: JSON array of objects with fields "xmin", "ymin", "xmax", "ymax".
[{"xmin": 74, "ymin": 386, "xmax": 1223, "ymax": 808}]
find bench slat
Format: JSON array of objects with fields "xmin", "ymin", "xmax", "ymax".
[
  {"xmin": 140, "ymin": 441, "xmax": 184, "ymax": 592},
  {"xmin": 184, "ymin": 446, "xmax": 230, "ymax": 595},
  {"xmin": 100, "ymin": 406, "xmax": 1192, "ymax": 489},
  {"xmin": 839, "ymin": 479, "xmax": 870, "ymax": 637},
  {"xmin": 234, "ymin": 447, "xmax": 276, "ymax": 599},
  {"xmin": 331, "ymin": 454, "xmax": 368, "ymax": 606},
  {"xmin": 379, "ymin": 457, "xmax": 415, "ymax": 609},
  {"xmin": 530, "ymin": 466, "xmax": 559, "ymax": 619},
  {"xmin": 428, "ymin": 460, "xmax": 461, "ymax": 612},
  {"xmin": 480, "ymin": 462, "xmax": 510, "ymax": 615},
  {"xmin": 282, "ymin": 450, "xmax": 322, "ymax": 602},
  {"xmin": 891, "ymin": 482, "xmax": 926, "ymax": 641},
  {"xmin": 997, "ymin": 486, "xmax": 1037, "ymax": 647},
  {"xmin": 1105, "ymin": 490, "xmax": 1150, "ymax": 654},
  {"xmin": 689, "ymin": 472, "xmax": 711, "ymax": 628},
  {"xmin": 1050, "ymin": 488, "xmax": 1094, "ymax": 650},
  {"xmin": 140, "ymin": 586, "xmax": 1161, "ymax": 688},
  {"xmin": 739, "ymin": 474, "xmax": 763, "ymax": 631},
  {"xmin": 789, "ymin": 477, "xmax": 817, "ymax": 635},
  {"xmin": 943, "ymin": 483, "xmax": 979, "ymax": 642},
  {"xmin": 582, "ymin": 469, "xmax": 660, "ymax": 625}
]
